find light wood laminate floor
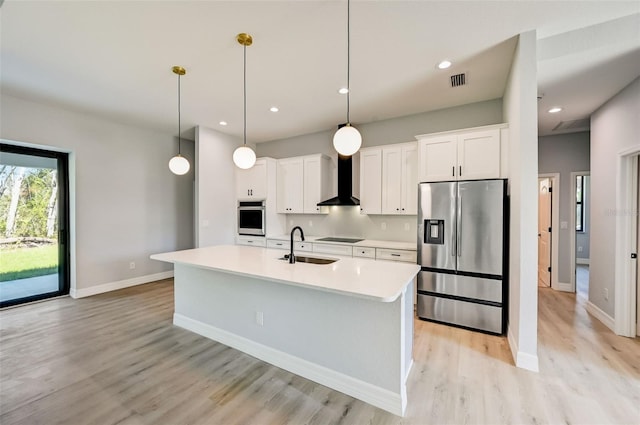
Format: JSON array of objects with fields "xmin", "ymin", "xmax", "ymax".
[{"xmin": 1, "ymin": 280, "xmax": 638, "ymax": 424}]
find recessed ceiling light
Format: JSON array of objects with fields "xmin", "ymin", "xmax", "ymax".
[
  {"xmin": 219, "ymin": 121, "xmax": 227, "ymax": 126},
  {"xmin": 270, "ymin": 106, "xmax": 279, "ymax": 112},
  {"xmin": 548, "ymin": 107, "xmax": 562, "ymax": 113},
  {"xmin": 338, "ymin": 88, "xmax": 349, "ymax": 94},
  {"xmin": 437, "ymin": 60, "xmax": 452, "ymax": 69}
]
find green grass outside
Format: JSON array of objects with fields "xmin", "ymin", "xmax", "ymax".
[{"xmin": 0, "ymin": 245, "xmax": 59, "ymax": 281}]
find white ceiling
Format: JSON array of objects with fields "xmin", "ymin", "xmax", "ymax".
[{"xmin": 2, "ymin": 1, "xmax": 639, "ymax": 143}]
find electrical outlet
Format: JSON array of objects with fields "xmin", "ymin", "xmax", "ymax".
[
  {"xmin": 202, "ymin": 219, "xmax": 210, "ymax": 228},
  {"xmin": 560, "ymin": 221, "xmax": 568, "ymax": 229},
  {"xmin": 309, "ymin": 220, "xmax": 313, "ymax": 227},
  {"xmin": 604, "ymin": 288, "xmax": 609, "ymax": 301},
  {"xmin": 255, "ymin": 311, "xmax": 264, "ymax": 326},
  {"xmin": 381, "ymin": 222, "xmax": 387, "ymax": 230},
  {"xmin": 404, "ymin": 222, "xmax": 410, "ymax": 231},
  {"xmin": 129, "ymin": 261, "xmax": 136, "ymax": 270}
]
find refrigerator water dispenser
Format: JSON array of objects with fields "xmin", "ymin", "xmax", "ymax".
[{"xmin": 424, "ymin": 219, "xmax": 444, "ymax": 244}]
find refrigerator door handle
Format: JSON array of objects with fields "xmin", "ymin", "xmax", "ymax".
[{"xmin": 457, "ymin": 194, "xmax": 462, "ymax": 257}]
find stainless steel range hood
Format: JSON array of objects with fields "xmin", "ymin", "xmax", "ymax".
[{"xmin": 317, "ymin": 155, "xmax": 360, "ymax": 206}]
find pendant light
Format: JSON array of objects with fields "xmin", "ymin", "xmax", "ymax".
[
  {"xmin": 169, "ymin": 66, "xmax": 190, "ymax": 175},
  {"xmin": 233, "ymin": 33, "xmax": 257, "ymax": 170},
  {"xmin": 333, "ymin": 0, "xmax": 362, "ymax": 156}
]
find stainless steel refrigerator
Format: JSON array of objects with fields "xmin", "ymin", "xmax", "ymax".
[{"xmin": 417, "ymin": 179, "xmax": 507, "ymax": 334}]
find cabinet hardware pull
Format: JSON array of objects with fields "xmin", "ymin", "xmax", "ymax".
[
  {"xmin": 459, "ymin": 166, "xmax": 462, "ymax": 176},
  {"xmin": 452, "ymin": 166, "xmax": 455, "ymax": 177},
  {"xmin": 391, "ymin": 253, "xmax": 401, "ymax": 257}
]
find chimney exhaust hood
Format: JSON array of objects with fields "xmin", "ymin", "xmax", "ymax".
[{"xmin": 317, "ymin": 155, "xmax": 360, "ymax": 206}]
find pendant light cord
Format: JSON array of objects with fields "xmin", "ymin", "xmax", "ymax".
[
  {"xmin": 346, "ymin": 0, "xmax": 351, "ymax": 125},
  {"xmin": 177, "ymin": 72, "xmax": 182, "ymax": 155},
  {"xmin": 244, "ymin": 44, "xmax": 247, "ymax": 146}
]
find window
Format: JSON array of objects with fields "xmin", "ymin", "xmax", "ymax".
[{"xmin": 576, "ymin": 175, "xmax": 585, "ymax": 232}]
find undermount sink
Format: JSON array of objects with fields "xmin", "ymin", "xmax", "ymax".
[{"xmin": 280, "ymin": 255, "xmax": 338, "ymax": 265}]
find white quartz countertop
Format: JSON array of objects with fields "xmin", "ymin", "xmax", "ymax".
[
  {"xmin": 151, "ymin": 245, "xmax": 420, "ymax": 302},
  {"xmin": 267, "ymin": 235, "xmax": 416, "ymax": 251}
]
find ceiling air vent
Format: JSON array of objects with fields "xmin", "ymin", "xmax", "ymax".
[
  {"xmin": 552, "ymin": 118, "xmax": 590, "ymax": 132},
  {"xmin": 450, "ymin": 73, "xmax": 466, "ymax": 87}
]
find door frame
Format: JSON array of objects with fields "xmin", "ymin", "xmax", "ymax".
[
  {"xmin": 570, "ymin": 171, "xmax": 590, "ymax": 293},
  {"xmin": 538, "ymin": 173, "xmax": 559, "ymax": 290},
  {"xmin": 1, "ymin": 138, "xmax": 76, "ymax": 299},
  {"xmin": 615, "ymin": 146, "xmax": 639, "ymax": 337}
]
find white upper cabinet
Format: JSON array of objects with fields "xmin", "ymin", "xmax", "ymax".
[
  {"xmin": 302, "ymin": 155, "xmax": 332, "ymax": 214},
  {"xmin": 277, "ymin": 154, "xmax": 332, "ymax": 214},
  {"xmin": 457, "ymin": 129, "xmax": 501, "ymax": 180},
  {"xmin": 236, "ymin": 158, "xmax": 268, "ymax": 200},
  {"xmin": 359, "ymin": 142, "xmax": 417, "ymax": 215},
  {"xmin": 417, "ymin": 125, "xmax": 503, "ymax": 182},
  {"xmin": 381, "ymin": 142, "xmax": 418, "ymax": 215},
  {"xmin": 418, "ymin": 135, "xmax": 457, "ymax": 182},
  {"xmin": 277, "ymin": 157, "xmax": 304, "ymax": 213},
  {"xmin": 359, "ymin": 148, "xmax": 382, "ymax": 215}
]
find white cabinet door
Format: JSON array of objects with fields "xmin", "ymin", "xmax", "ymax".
[
  {"xmin": 382, "ymin": 143, "xmax": 417, "ymax": 215},
  {"xmin": 303, "ymin": 155, "xmax": 331, "ymax": 214},
  {"xmin": 276, "ymin": 158, "xmax": 304, "ymax": 213},
  {"xmin": 418, "ymin": 136, "xmax": 457, "ymax": 182},
  {"xmin": 236, "ymin": 159, "xmax": 267, "ymax": 199},
  {"xmin": 401, "ymin": 143, "xmax": 418, "ymax": 215},
  {"xmin": 359, "ymin": 148, "xmax": 382, "ymax": 215},
  {"xmin": 457, "ymin": 129, "xmax": 501, "ymax": 180},
  {"xmin": 381, "ymin": 146, "xmax": 403, "ymax": 214}
]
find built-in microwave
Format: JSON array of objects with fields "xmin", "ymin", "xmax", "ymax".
[{"xmin": 238, "ymin": 201, "xmax": 266, "ymax": 236}]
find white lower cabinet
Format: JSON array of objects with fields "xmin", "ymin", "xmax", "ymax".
[
  {"xmin": 262, "ymin": 238, "xmax": 417, "ymax": 263},
  {"xmin": 353, "ymin": 247, "xmax": 376, "ymax": 259},
  {"xmin": 266, "ymin": 239, "xmax": 287, "ymax": 250},
  {"xmin": 313, "ymin": 243, "xmax": 353, "ymax": 256},
  {"xmin": 236, "ymin": 236, "xmax": 267, "ymax": 247},
  {"xmin": 376, "ymin": 248, "xmax": 417, "ymax": 263}
]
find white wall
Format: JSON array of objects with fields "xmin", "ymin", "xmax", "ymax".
[
  {"xmin": 1, "ymin": 94, "xmax": 194, "ymax": 293},
  {"xmin": 503, "ymin": 31, "xmax": 539, "ymax": 372},
  {"xmin": 257, "ymin": 99, "xmax": 503, "ymax": 241},
  {"xmin": 538, "ymin": 132, "xmax": 590, "ymax": 281},
  {"xmin": 590, "ymin": 76, "xmax": 640, "ymax": 317},
  {"xmin": 194, "ymin": 126, "xmax": 240, "ymax": 247},
  {"xmin": 256, "ymin": 99, "xmax": 503, "ymax": 159}
]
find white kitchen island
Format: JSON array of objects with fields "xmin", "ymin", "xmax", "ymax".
[{"xmin": 150, "ymin": 245, "xmax": 420, "ymax": 416}]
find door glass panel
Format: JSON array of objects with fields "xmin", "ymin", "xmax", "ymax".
[{"xmin": 0, "ymin": 145, "xmax": 69, "ymax": 306}]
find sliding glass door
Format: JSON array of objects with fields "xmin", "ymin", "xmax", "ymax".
[{"xmin": 0, "ymin": 144, "xmax": 70, "ymax": 307}]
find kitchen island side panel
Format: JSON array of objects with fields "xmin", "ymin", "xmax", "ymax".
[{"xmin": 173, "ymin": 263, "xmax": 408, "ymax": 395}]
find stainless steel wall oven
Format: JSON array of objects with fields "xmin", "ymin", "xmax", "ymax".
[{"xmin": 238, "ymin": 201, "xmax": 266, "ymax": 236}]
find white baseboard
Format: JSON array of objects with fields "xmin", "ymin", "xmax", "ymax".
[
  {"xmin": 70, "ymin": 271, "xmax": 173, "ymax": 298},
  {"xmin": 174, "ymin": 313, "xmax": 405, "ymax": 416},
  {"xmin": 586, "ymin": 301, "xmax": 615, "ymax": 332},
  {"xmin": 507, "ymin": 326, "xmax": 539, "ymax": 373},
  {"xmin": 576, "ymin": 258, "xmax": 590, "ymax": 265},
  {"xmin": 554, "ymin": 281, "xmax": 573, "ymax": 292}
]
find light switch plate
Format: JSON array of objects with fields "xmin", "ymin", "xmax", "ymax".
[{"xmin": 560, "ymin": 221, "xmax": 568, "ymax": 229}]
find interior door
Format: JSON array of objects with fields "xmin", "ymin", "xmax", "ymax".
[{"xmin": 538, "ymin": 178, "xmax": 552, "ymax": 287}]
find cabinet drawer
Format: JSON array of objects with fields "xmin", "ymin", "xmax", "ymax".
[
  {"xmin": 236, "ymin": 236, "xmax": 267, "ymax": 247},
  {"xmin": 266, "ymin": 239, "xmax": 288, "ymax": 250},
  {"xmin": 376, "ymin": 249, "xmax": 417, "ymax": 263},
  {"xmin": 353, "ymin": 247, "xmax": 376, "ymax": 258},
  {"xmin": 295, "ymin": 241, "xmax": 313, "ymax": 252},
  {"xmin": 313, "ymin": 243, "xmax": 353, "ymax": 256}
]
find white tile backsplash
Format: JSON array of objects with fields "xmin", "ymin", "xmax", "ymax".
[{"xmin": 283, "ymin": 206, "xmax": 417, "ymax": 243}]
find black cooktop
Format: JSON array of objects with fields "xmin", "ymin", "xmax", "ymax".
[{"xmin": 315, "ymin": 237, "xmax": 364, "ymax": 244}]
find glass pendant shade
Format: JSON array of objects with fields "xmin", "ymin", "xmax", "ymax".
[
  {"xmin": 169, "ymin": 154, "xmax": 190, "ymax": 175},
  {"xmin": 333, "ymin": 124, "xmax": 362, "ymax": 156},
  {"xmin": 233, "ymin": 145, "xmax": 256, "ymax": 169}
]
